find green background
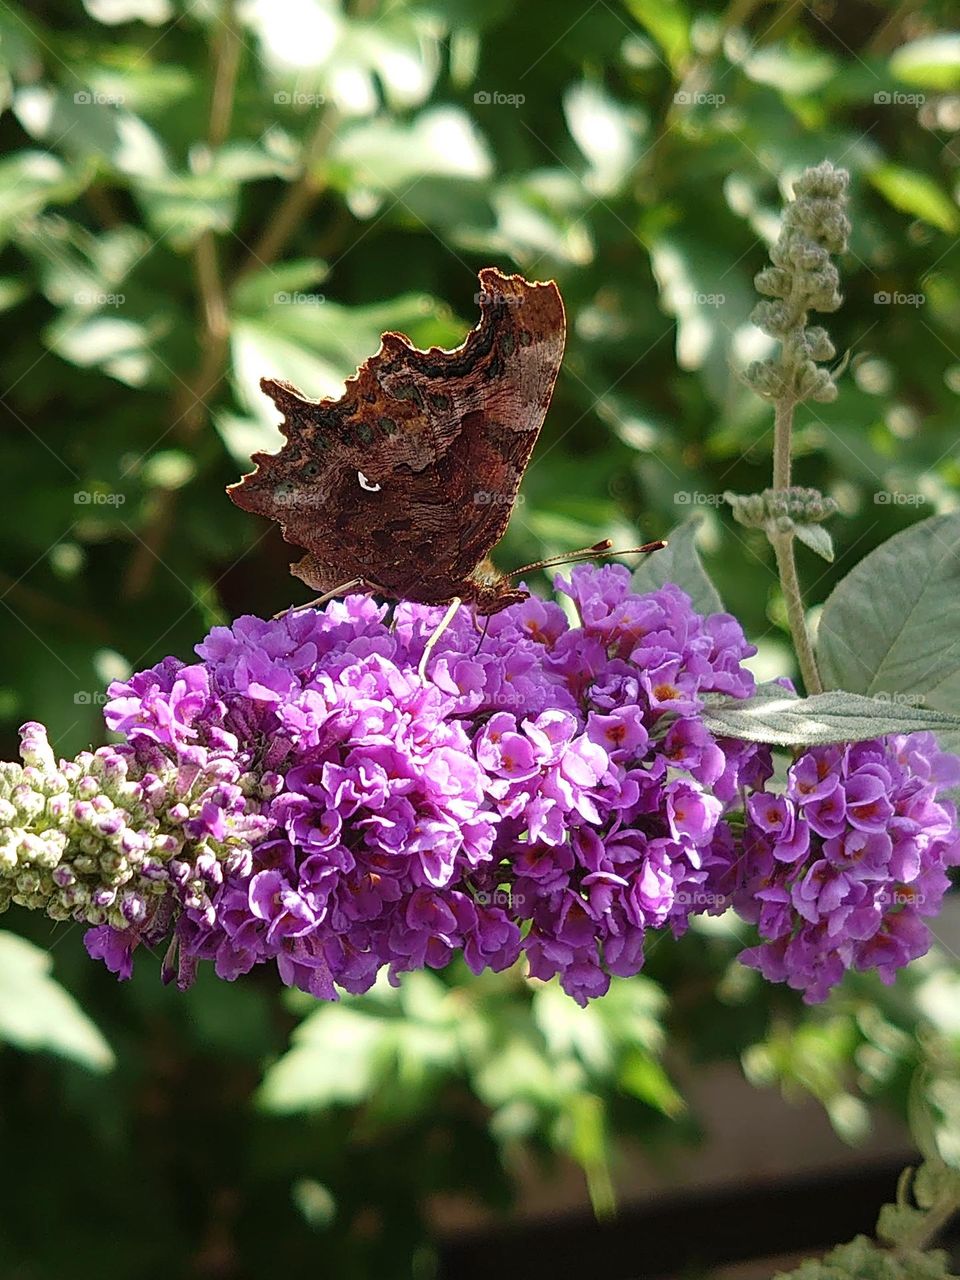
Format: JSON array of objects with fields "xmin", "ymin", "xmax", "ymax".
[{"xmin": 1, "ymin": 1, "xmax": 960, "ymax": 1275}]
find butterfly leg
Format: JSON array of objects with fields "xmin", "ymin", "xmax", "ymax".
[
  {"xmin": 474, "ymin": 610, "xmax": 493, "ymax": 657},
  {"xmin": 417, "ymin": 597, "xmax": 462, "ymax": 682},
  {"xmin": 272, "ymin": 578, "xmax": 368, "ymax": 620}
]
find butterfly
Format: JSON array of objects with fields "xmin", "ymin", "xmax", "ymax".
[{"xmin": 228, "ymin": 267, "xmax": 661, "ymax": 615}]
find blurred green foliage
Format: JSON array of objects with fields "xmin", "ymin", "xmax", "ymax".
[{"xmin": 1, "ymin": 0, "xmax": 960, "ymax": 1275}]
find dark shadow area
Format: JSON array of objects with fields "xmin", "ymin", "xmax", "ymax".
[{"xmin": 439, "ymin": 1159, "xmax": 957, "ymax": 1280}]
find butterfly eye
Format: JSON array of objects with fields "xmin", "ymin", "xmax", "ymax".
[{"xmin": 358, "ymin": 471, "xmax": 382, "ymax": 492}]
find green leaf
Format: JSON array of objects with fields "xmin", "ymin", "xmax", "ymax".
[
  {"xmin": 618, "ymin": 1049, "xmax": 685, "ymax": 1117},
  {"xmin": 23, "ymin": 222, "xmax": 153, "ymax": 312},
  {"xmin": 0, "ymin": 277, "xmax": 29, "ymax": 312},
  {"xmin": 891, "ymin": 33, "xmax": 960, "ymax": 89},
  {"xmin": 210, "ymin": 141, "xmax": 295, "ymax": 185},
  {"xmin": 918, "ymin": 1068, "xmax": 960, "ymax": 1171},
  {"xmin": 631, "ymin": 517, "xmax": 724, "ymax": 616},
  {"xmin": 133, "ymin": 171, "xmax": 238, "ymax": 251},
  {"xmin": 0, "ymin": 932, "xmax": 114, "ymax": 1071},
  {"xmin": 563, "ymin": 1092, "xmax": 615, "ymax": 1219},
  {"xmin": 484, "ymin": 171, "xmax": 595, "ymax": 266},
  {"xmin": 0, "ymin": 152, "xmax": 86, "ymax": 249},
  {"xmin": 81, "ymin": 64, "xmax": 194, "ymax": 115},
  {"xmin": 141, "ymin": 449, "xmax": 195, "ymax": 490},
  {"xmin": 329, "ymin": 107, "xmax": 491, "ymax": 193},
  {"xmin": 623, "ymin": 0, "xmax": 690, "ymax": 72},
  {"xmin": 649, "ymin": 232, "xmax": 756, "ymax": 400},
  {"xmin": 825, "ymin": 1092, "xmax": 870, "ymax": 1145},
  {"xmin": 867, "ymin": 164, "xmax": 960, "ymax": 234},
  {"xmin": 702, "ymin": 688, "xmax": 960, "ymax": 746},
  {"xmin": 13, "ymin": 86, "xmax": 167, "ymax": 179},
  {"xmin": 230, "ymin": 258, "xmax": 329, "ymax": 317},
  {"xmin": 533, "ymin": 983, "xmax": 612, "ymax": 1075},
  {"xmin": 45, "ymin": 312, "xmax": 167, "ymax": 387},
  {"xmin": 794, "ymin": 522, "xmax": 835, "ymax": 562},
  {"xmin": 83, "ymin": 0, "xmax": 173, "ymax": 23},
  {"xmin": 256, "ymin": 1005, "xmax": 389, "ymax": 1113},
  {"xmin": 563, "ymin": 82, "xmax": 647, "ymax": 196},
  {"xmin": 337, "ymin": 8, "xmax": 442, "ymax": 111},
  {"xmin": 471, "ymin": 1033, "xmax": 560, "ymax": 1109},
  {"xmin": 741, "ymin": 43, "xmax": 839, "ymax": 95},
  {"xmin": 0, "ymin": 7, "xmax": 43, "ymax": 77},
  {"xmin": 817, "ymin": 514, "xmax": 960, "ymax": 749},
  {"xmin": 249, "ymin": 2, "xmax": 441, "ymax": 112},
  {"xmin": 411, "ymin": 0, "xmax": 513, "ymax": 28}
]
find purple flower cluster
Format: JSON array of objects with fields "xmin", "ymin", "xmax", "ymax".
[
  {"xmin": 91, "ymin": 566, "xmax": 769, "ymax": 1004},
  {"xmin": 734, "ymin": 736, "xmax": 960, "ymax": 1002},
  {"xmin": 7, "ymin": 562, "xmax": 959, "ymax": 1008}
]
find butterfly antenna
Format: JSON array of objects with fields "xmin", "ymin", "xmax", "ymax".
[{"xmin": 506, "ymin": 538, "xmax": 666, "ymax": 581}]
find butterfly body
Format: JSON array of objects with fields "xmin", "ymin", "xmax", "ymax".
[{"xmin": 228, "ymin": 268, "xmax": 566, "ymax": 615}]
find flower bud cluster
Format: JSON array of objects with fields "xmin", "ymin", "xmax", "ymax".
[
  {"xmin": 725, "ymin": 486, "xmax": 839, "ymax": 535},
  {"xmin": 1, "ymin": 722, "xmax": 272, "ymax": 978},
  {"xmin": 745, "ymin": 161, "xmax": 850, "ymax": 405}
]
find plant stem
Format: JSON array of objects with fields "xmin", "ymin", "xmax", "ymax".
[
  {"xmin": 772, "ymin": 393, "xmax": 793, "ymax": 490},
  {"xmin": 772, "ymin": 533, "xmax": 821, "ymax": 693},
  {"xmin": 771, "ymin": 394, "xmax": 823, "ymax": 694},
  {"xmin": 207, "ymin": 10, "xmax": 241, "ymax": 149},
  {"xmin": 910, "ymin": 1197, "xmax": 960, "ymax": 1255},
  {"xmin": 122, "ymin": 237, "xmax": 232, "ymax": 598},
  {"xmin": 235, "ymin": 107, "xmax": 338, "ymax": 279},
  {"xmin": 895, "ymin": 1185, "xmax": 960, "ymax": 1257},
  {"xmin": 868, "ymin": 0, "xmax": 923, "ymax": 56},
  {"xmin": 122, "ymin": 0, "xmax": 239, "ymax": 599}
]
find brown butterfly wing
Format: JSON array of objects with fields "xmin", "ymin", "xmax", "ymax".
[{"xmin": 227, "ymin": 267, "xmax": 565, "ymax": 605}]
